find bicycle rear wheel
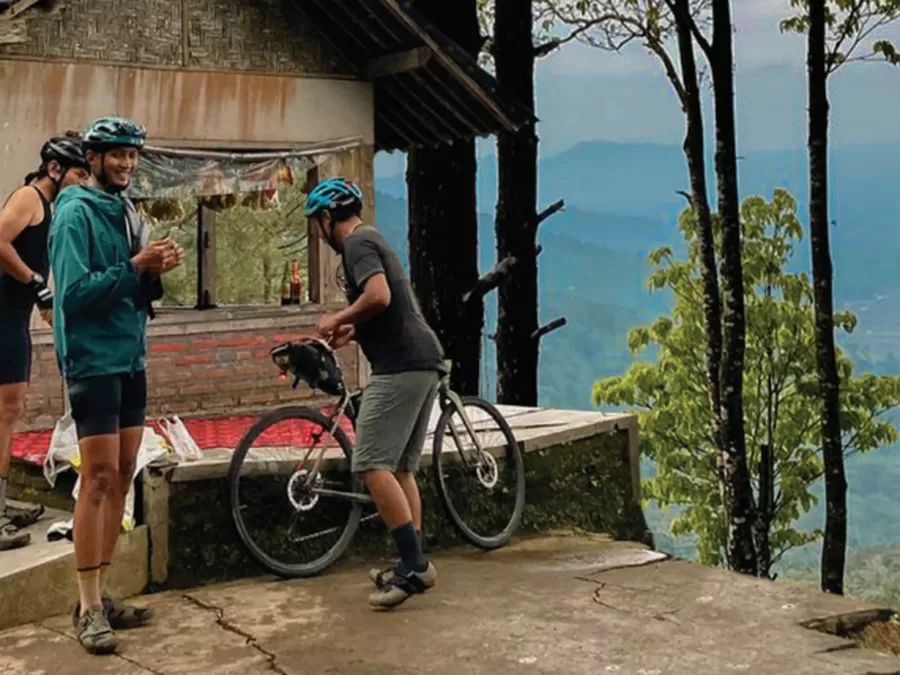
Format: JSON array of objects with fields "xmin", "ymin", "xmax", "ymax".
[
  {"xmin": 228, "ymin": 406, "xmax": 363, "ymax": 578},
  {"xmin": 432, "ymin": 397, "xmax": 526, "ymax": 550}
]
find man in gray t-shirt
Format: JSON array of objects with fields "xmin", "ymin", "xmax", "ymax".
[{"xmin": 305, "ymin": 177, "xmax": 443, "ymax": 610}]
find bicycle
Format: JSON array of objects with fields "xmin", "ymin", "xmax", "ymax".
[{"xmin": 227, "ymin": 338, "xmax": 526, "ymax": 578}]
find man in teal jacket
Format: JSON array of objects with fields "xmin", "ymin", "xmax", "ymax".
[{"xmin": 50, "ymin": 117, "xmax": 183, "ymax": 654}]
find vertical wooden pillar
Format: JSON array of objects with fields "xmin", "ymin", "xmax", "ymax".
[
  {"xmin": 306, "ymin": 161, "xmax": 346, "ymax": 306},
  {"xmin": 195, "ymin": 202, "xmax": 217, "ymax": 309}
]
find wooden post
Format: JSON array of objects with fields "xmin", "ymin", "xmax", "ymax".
[
  {"xmin": 195, "ymin": 202, "xmax": 217, "ymax": 309},
  {"xmin": 306, "ymin": 156, "xmax": 359, "ymax": 306}
]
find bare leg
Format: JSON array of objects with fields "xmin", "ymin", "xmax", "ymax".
[
  {"xmin": 394, "ymin": 472, "xmax": 422, "ymax": 531},
  {"xmin": 363, "ymin": 470, "xmax": 413, "ymax": 529},
  {"xmin": 99, "ymin": 427, "xmax": 141, "ymax": 590},
  {"xmin": 74, "ymin": 434, "xmax": 119, "ymax": 615},
  {"xmin": 0, "ymin": 383, "xmax": 27, "ymax": 495}
]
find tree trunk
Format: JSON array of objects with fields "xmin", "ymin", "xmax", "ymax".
[
  {"xmin": 494, "ymin": 0, "xmax": 540, "ymax": 405},
  {"xmin": 671, "ymin": 0, "xmax": 725, "ymax": 469},
  {"xmin": 406, "ymin": 0, "xmax": 483, "ymax": 396},
  {"xmin": 807, "ymin": 0, "xmax": 846, "ymax": 595},
  {"xmin": 708, "ymin": 0, "xmax": 758, "ymax": 575}
]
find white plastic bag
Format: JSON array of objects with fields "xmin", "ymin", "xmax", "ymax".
[
  {"xmin": 43, "ymin": 411, "xmax": 79, "ymax": 488},
  {"xmin": 157, "ymin": 416, "xmax": 203, "ymax": 462}
]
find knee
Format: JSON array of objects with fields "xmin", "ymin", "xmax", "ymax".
[
  {"xmin": 117, "ymin": 462, "xmax": 136, "ymax": 494},
  {"xmin": 84, "ymin": 463, "xmax": 117, "ymax": 502},
  {"xmin": 0, "ymin": 396, "xmax": 24, "ymax": 426}
]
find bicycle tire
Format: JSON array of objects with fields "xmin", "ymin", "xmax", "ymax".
[
  {"xmin": 432, "ymin": 396, "xmax": 526, "ymax": 550},
  {"xmin": 228, "ymin": 405, "xmax": 362, "ymax": 578}
]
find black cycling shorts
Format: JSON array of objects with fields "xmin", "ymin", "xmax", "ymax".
[
  {"xmin": 67, "ymin": 371, "xmax": 147, "ymax": 439},
  {"xmin": 0, "ymin": 308, "xmax": 32, "ymax": 386}
]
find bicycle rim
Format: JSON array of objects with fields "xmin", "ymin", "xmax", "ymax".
[
  {"xmin": 228, "ymin": 406, "xmax": 362, "ymax": 578},
  {"xmin": 432, "ymin": 397, "xmax": 526, "ymax": 550}
]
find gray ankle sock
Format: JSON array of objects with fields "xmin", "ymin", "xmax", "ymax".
[{"xmin": 0, "ymin": 476, "xmax": 7, "ymax": 514}]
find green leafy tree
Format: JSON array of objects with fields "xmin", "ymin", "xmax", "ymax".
[{"xmin": 594, "ymin": 189, "xmax": 900, "ymax": 576}]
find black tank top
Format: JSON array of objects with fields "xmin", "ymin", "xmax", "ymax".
[{"xmin": 0, "ymin": 186, "xmax": 52, "ymax": 312}]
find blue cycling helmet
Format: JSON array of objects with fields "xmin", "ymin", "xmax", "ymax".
[
  {"xmin": 83, "ymin": 116, "xmax": 147, "ymax": 150},
  {"xmin": 303, "ymin": 177, "xmax": 364, "ymax": 218}
]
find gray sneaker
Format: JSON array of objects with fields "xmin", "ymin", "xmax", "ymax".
[
  {"xmin": 369, "ymin": 563, "xmax": 436, "ymax": 590},
  {"xmin": 368, "ymin": 562, "xmax": 437, "ymax": 609},
  {"xmin": 102, "ymin": 593, "xmax": 154, "ymax": 629},
  {"xmin": 72, "ymin": 604, "xmax": 119, "ymax": 654},
  {"xmin": 3, "ymin": 503, "xmax": 44, "ymax": 529},
  {"xmin": 0, "ymin": 522, "xmax": 29, "ymax": 551}
]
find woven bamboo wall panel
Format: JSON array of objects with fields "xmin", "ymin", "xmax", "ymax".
[
  {"xmin": 185, "ymin": 0, "xmax": 351, "ymax": 74},
  {"xmin": 0, "ymin": 0, "xmax": 352, "ymax": 75},
  {"xmin": 0, "ymin": 0, "xmax": 182, "ymax": 66}
]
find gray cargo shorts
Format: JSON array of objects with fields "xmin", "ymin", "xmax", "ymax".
[{"xmin": 352, "ymin": 370, "xmax": 439, "ymax": 474}]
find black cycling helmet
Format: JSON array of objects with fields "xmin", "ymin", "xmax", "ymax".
[
  {"xmin": 24, "ymin": 136, "xmax": 89, "ymax": 190},
  {"xmin": 41, "ymin": 137, "xmax": 90, "ymax": 172}
]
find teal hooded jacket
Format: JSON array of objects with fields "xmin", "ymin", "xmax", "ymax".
[{"xmin": 50, "ymin": 185, "xmax": 148, "ymax": 381}]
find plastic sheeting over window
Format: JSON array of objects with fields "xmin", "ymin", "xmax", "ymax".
[{"xmin": 126, "ymin": 137, "xmax": 362, "ymax": 202}]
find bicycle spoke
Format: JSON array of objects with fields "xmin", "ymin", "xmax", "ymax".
[{"xmin": 229, "ymin": 406, "xmax": 363, "ymax": 578}]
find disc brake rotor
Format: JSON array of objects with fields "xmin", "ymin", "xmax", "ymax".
[
  {"xmin": 476, "ymin": 452, "xmax": 499, "ymax": 489},
  {"xmin": 287, "ymin": 469, "xmax": 322, "ymax": 512}
]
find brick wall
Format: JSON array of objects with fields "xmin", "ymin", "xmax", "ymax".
[
  {"xmin": 24, "ymin": 305, "xmax": 367, "ymax": 431},
  {"xmin": 0, "ymin": 0, "xmax": 352, "ymax": 75}
]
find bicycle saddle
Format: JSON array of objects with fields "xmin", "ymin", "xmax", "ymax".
[{"xmin": 270, "ymin": 338, "xmax": 345, "ymax": 396}]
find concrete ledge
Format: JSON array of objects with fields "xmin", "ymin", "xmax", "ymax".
[
  {"xmin": 148, "ymin": 414, "xmax": 650, "ymax": 590},
  {"xmin": 0, "ymin": 520, "xmax": 149, "ymax": 631}
]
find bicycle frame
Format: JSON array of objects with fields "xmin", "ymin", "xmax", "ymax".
[{"xmin": 290, "ymin": 359, "xmax": 488, "ymax": 505}]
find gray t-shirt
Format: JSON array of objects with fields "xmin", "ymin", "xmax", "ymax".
[{"xmin": 341, "ymin": 225, "xmax": 444, "ymax": 375}]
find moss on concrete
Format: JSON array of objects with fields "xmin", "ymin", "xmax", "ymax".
[
  {"xmin": 161, "ymin": 429, "xmax": 652, "ymax": 590},
  {"xmin": 7, "ymin": 461, "xmax": 77, "ymax": 514}
]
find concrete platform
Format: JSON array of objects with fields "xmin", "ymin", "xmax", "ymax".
[
  {"xmin": 0, "ymin": 532, "xmax": 897, "ymax": 674},
  {"xmin": 163, "ymin": 405, "xmax": 638, "ymax": 485},
  {"xmin": 0, "ymin": 502, "xmax": 149, "ymax": 631}
]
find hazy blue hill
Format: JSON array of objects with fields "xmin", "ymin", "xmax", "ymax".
[
  {"xmin": 375, "ymin": 143, "xmax": 900, "ymax": 606},
  {"xmin": 373, "ymin": 190, "xmax": 655, "ymax": 409},
  {"xmin": 376, "ymin": 141, "xmax": 900, "ymax": 301}
]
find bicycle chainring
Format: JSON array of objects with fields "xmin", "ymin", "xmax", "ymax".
[{"xmin": 287, "ymin": 469, "xmax": 323, "ymax": 512}]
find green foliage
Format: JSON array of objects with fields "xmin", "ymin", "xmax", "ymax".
[
  {"xmin": 593, "ymin": 189, "xmax": 900, "ymax": 569},
  {"xmin": 781, "ymin": 0, "xmax": 900, "ymax": 71},
  {"xmin": 143, "ymin": 182, "xmax": 310, "ymax": 307}
]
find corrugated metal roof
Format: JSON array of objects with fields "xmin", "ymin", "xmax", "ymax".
[{"xmin": 297, "ymin": 0, "xmax": 536, "ymax": 152}]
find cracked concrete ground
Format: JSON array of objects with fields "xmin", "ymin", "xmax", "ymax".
[{"xmin": 1, "ymin": 532, "xmax": 898, "ymax": 675}]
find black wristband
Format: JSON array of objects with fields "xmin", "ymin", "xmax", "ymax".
[{"xmin": 29, "ymin": 273, "xmax": 53, "ymax": 310}]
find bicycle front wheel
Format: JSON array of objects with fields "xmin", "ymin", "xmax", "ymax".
[
  {"xmin": 228, "ymin": 406, "xmax": 362, "ymax": 578},
  {"xmin": 432, "ymin": 397, "xmax": 526, "ymax": 550}
]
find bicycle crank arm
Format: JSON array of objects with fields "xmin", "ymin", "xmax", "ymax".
[{"xmin": 311, "ymin": 487, "xmax": 374, "ymax": 505}]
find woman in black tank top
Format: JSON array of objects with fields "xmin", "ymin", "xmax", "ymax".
[
  {"xmin": 0, "ymin": 187, "xmax": 52, "ymax": 312},
  {"xmin": 0, "ymin": 137, "xmax": 89, "ymax": 546}
]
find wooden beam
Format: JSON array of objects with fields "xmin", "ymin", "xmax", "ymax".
[
  {"xmin": 0, "ymin": 0, "xmax": 41, "ymax": 20},
  {"xmin": 365, "ymin": 46, "xmax": 432, "ymax": 79},
  {"xmin": 195, "ymin": 204, "xmax": 217, "ymax": 310},
  {"xmin": 378, "ymin": 0, "xmax": 519, "ymax": 131}
]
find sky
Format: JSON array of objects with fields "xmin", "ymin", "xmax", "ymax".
[
  {"xmin": 376, "ymin": 1, "xmax": 899, "ymax": 175},
  {"xmin": 533, "ymin": 0, "xmax": 900, "ymax": 155}
]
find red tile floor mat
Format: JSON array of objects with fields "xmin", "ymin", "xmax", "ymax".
[{"xmin": 11, "ymin": 406, "xmax": 355, "ymax": 467}]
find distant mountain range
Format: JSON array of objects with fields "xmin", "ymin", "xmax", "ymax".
[
  {"xmin": 374, "ymin": 140, "xmax": 900, "ymax": 592},
  {"xmin": 377, "ymin": 140, "xmax": 900, "ymax": 303}
]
